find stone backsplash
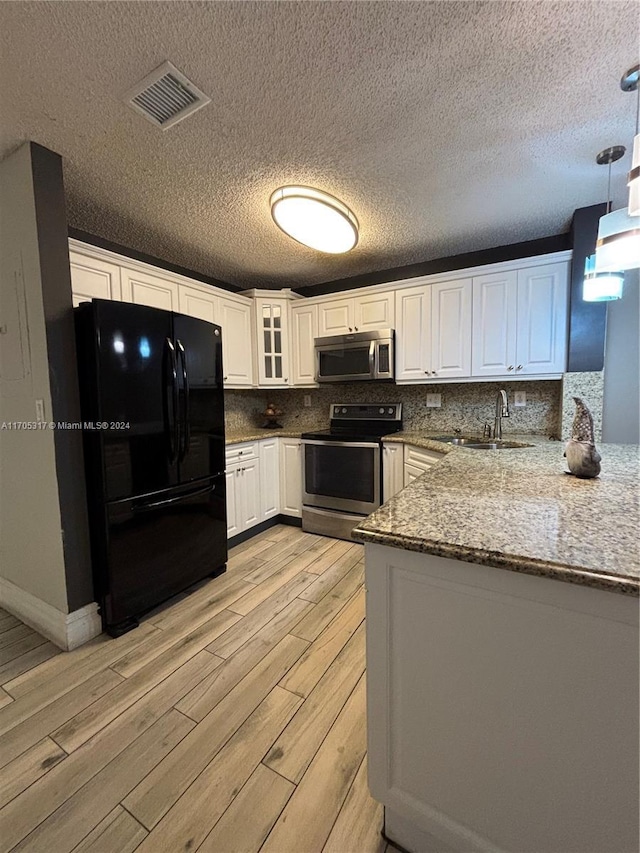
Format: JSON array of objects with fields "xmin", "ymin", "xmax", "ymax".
[{"xmin": 225, "ymin": 380, "xmax": 563, "ymax": 438}]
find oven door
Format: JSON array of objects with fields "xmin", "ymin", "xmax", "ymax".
[
  {"xmin": 302, "ymin": 439, "xmax": 381, "ymax": 514},
  {"xmin": 316, "ymin": 340, "xmax": 375, "ymax": 382}
]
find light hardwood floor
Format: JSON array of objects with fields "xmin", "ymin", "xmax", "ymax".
[{"xmin": 0, "ymin": 525, "xmax": 388, "ymax": 853}]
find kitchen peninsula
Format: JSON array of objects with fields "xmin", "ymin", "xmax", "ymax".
[{"xmin": 354, "ymin": 438, "xmax": 639, "ymax": 853}]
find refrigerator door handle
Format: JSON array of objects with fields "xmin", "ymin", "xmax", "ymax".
[
  {"xmin": 163, "ymin": 337, "xmax": 179, "ymax": 463},
  {"xmin": 133, "ymin": 482, "xmax": 214, "ymax": 511},
  {"xmin": 176, "ymin": 339, "xmax": 191, "ymax": 462}
]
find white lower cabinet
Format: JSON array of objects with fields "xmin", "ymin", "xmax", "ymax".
[
  {"xmin": 259, "ymin": 438, "xmax": 280, "ymax": 520},
  {"xmin": 382, "ymin": 442, "xmax": 404, "ymax": 501},
  {"xmin": 279, "ymin": 438, "xmax": 302, "ymax": 517},
  {"xmin": 225, "ymin": 443, "xmax": 261, "ymax": 537},
  {"xmin": 226, "ymin": 437, "xmax": 303, "ymax": 538},
  {"xmin": 403, "ymin": 444, "xmax": 445, "ymax": 486}
]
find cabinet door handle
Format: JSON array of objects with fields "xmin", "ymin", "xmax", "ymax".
[
  {"xmin": 432, "ymin": 370, "xmax": 437, "ymax": 375},
  {"xmin": 223, "ymin": 375, "xmax": 228, "ymax": 381},
  {"xmin": 348, "ymin": 327, "xmax": 353, "ymax": 332},
  {"xmin": 424, "ymin": 370, "xmax": 429, "ymax": 374},
  {"xmin": 284, "ymin": 378, "xmax": 288, "ymax": 382},
  {"xmin": 516, "ymin": 364, "xmax": 523, "ymax": 371},
  {"xmin": 355, "ymin": 326, "xmax": 358, "ymax": 331},
  {"xmin": 507, "ymin": 365, "xmax": 514, "ymax": 371}
]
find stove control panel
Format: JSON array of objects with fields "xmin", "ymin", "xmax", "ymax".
[{"xmin": 330, "ymin": 403, "xmax": 402, "ymax": 421}]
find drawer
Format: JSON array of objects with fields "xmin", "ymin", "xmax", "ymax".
[
  {"xmin": 404, "ymin": 462, "xmax": 425, "ymax": 487},
  {"xmin": 225, "ymin": 442, "xmax": 259, "ymax": 464},
  {"xmin": 404, "ymin": 444, "xmax": 445, "ymax": 472}
]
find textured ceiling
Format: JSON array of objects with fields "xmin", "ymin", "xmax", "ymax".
[{"xmin": 0, "ymin": 1, "xmax": 637, "ymax": 289}]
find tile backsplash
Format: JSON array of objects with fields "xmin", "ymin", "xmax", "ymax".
[{"xmin": 226, "ymin": 380, "xmax": 562, "ymax": 437}]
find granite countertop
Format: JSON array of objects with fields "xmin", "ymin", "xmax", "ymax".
[
  {"xmin": 353, "ymin": 433, "xmax": 640, "ymax": 597},
  {"xmin": 225, "ymin": 429, "xmax": 304, "ymax": 445}
]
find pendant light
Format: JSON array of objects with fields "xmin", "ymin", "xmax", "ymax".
[
  {"xmin": 270, "ymin": 186, "xmax": 359, "ymax": 254},
  {"xmin": 622, "ymin": 64, "xmax": 639, "ymax": 216},
  {"xmin": 584, "ymin": 147, "xmax": 626, "ymax": 300},
  {"xmin": 594, "ymin": 66, "xmax": 640, "ymax": 274}
]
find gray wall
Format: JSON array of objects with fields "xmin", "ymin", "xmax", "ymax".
[
  {"xmin": 602, "ymin": 270, "xmax": 640, "ymax": 444},
  {"xmin": 0, "ymin": 142, "xmax": 92, "ymax": 614}
]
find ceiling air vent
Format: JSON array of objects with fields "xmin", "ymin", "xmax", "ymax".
[{"xmin": 124, "ymin": 61, "xmax": 210, "ymax": 130}]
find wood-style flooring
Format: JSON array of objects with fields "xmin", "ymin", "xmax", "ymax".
[{"xmin": 0, "ymin": 525, "xmax": 388, "ymax": 853}]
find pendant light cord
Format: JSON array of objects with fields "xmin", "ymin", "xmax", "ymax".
[{"xmin": 607, "ymin": 160, "xmax": 612, "ymax": 214}]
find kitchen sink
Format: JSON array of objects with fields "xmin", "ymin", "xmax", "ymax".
[
  {"xmin": 431, "ymin": 435, "xmax": 482, "ymax": 445},
  {"xmin": 431, "ymin": 435, "xmax": 533, "ymax": 450}
]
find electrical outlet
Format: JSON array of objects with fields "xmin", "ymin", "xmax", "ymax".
[
  {"xmin": 426, "ymin": 393, "xmax": 441, "ymax": 408},
  {"xmin": 514, "ymin": 391, "xmax": 526, "ymax": 407},
  {"xmin": 35, "ymin": 399, "xmax": 45, "ymax": 423},
  {"xmin": 303, "ymin": 394, "xmax": 312, "ymax": 407}
]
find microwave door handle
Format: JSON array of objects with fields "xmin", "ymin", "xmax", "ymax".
[{"xmin": 369, "ymin": 339, "xmax": 376, "ymax": 379}]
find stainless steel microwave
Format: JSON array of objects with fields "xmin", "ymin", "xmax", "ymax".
[{"xmin": 315, "ymin": 329, "xmax": 395, "ymax": 382}]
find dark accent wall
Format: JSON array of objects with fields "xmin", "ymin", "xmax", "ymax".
[
  {"xmin": 31, "ymin": 144, "xmax": 94, "ymax": 610},
  {"xmin": 567, "ymin": 204, "xmax": 608, "ymax": 372},
  {"xmin": 68, "ymin": 227, "xmax": 241, "ymax": 294},
  {"xmin": 295, "ymin": 233, "xmax": 571, "ymax": 297}
]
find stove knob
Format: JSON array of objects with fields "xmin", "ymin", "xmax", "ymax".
[
  {"xmin": 341, "ymin": 407, "xmax": 347, "ymax": 414},
  {"xmin": 379, "ymin": 408, "xmax": 385, "ymax": 414},
  {"xmin": 388, "ymin": 407, "xmax": 393, "ymax": 414}
]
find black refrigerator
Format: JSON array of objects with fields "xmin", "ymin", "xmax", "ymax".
[{"xmin": 75, "ymin": 298, "xmax": 227, "ymax": 636}]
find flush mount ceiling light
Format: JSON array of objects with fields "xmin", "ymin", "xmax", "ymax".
[
  {"xmin": 584, "ymin": 146, "xmax": 626, "ymax": 301},
  {"xmin": 270, "ymin": 186, "xmax": 359, "ymax": 254}
]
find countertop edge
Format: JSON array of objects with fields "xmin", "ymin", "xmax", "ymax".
[{"xmin": 352, "ymin": 528, "xmax": 640, "ymax": 596}]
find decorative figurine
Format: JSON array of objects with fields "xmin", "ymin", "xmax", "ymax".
[
  {"xmin": 564, "ymin": 397, "xmax": 601, "ymax": 479},
  {"xmin": 261, "ymin": 402, "xmax": 284, "ymax": 429}
]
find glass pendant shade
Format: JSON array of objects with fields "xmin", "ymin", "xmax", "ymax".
[
  {"xmin": 629, "ymin": 134, "xmax": 640, "ymax": 216},
  {"xmin": 270, "ymin": 186, "xmax": 359, "ymax": 254},
  {"xmin": 594, "ymin": 208, "xmax": 640, "ymax": 273},
  {"xmin": 583, "ymin": 254, "xmax": 624, "ymax": 301}
]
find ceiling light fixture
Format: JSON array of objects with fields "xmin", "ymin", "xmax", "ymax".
[
  {"xmin": 622, "ymin": 63, "xmax": 639, "ymax": 216},
  {"xmin": 585, "ymin": 146, "xmax": 626, "ymax": 301},
  {"xmin": 593, "ymin": 64, "xmax": 640, "ymax": 275},
  {"xmin": 270, "ymin": 186, "xmax": 359, "ymax": 254}
]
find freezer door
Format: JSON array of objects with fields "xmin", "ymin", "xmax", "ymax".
[
  {"xmin": 173, "ymin": 313, "xmax": 225, "ymax": 483},
  {"xmin": 86, "ymin": 300, "xmax": 179, "ymax": 500},
  {"xmin": 103, "ymin": 475, "xmax": 227, "ymax": 629}
]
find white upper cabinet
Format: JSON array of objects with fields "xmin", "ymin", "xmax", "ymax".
[
  {"xmin": 178, "ymin": 284, "xmax": 218, "ymax": 324},
  {"xmin": 291, "ymin": 302, "xmax": 319, "ymax": 386},
  {"xmin": 318, "ymin": 292, "xmax": 394, "ymax": 336},
  {"xmin": 395, "ymin": 279, "xmax": 471, "ymax": 382},
  {"xmin": 472, "ymin": 271, "xmax": 518, "ymax": 376},
  {"xmin": 254, "ymin": 296, "xmax": 291, "ymax": 386},
  {"xmin": 515, "ymin": 263, "xmax": 568, "ymax": 375},
  {"xmin": 218, "ymin": 296, "xmax": 254, "ymax": 387},
  {"xmin": 69, "ymin": 252, "xmax": 122, "ymax": 307},
  {"xmin": 395, "ymin": 285, "xmax": 431, "ymax": 382},
  {"xmin": 318, "ymin": 298, "xmax": 353, "ymax": 336},
  {"xmin": 121, "ymin": 267, "xmax": 180, "ymax": 312},
  {"xmin": 353, "ymin": 292, "xmax": 395, "ymax": 332},
  {"xmin": 430, "ymin": 279, "xmax": 472, "ymax": 378},
  {"xmin": 472, "ymin": 262, "xmax": 568, "ymax": 377}
]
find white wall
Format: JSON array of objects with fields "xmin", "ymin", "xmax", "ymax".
[
  {"xmin": 0, "ymin": 143, "xmax": 69, "ymax": 613},
  {"xmin": 602, "ymin": 270, "xmax": 640, "ymax": 444}
]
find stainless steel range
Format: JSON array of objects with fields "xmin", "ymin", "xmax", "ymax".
[{"xmin": 301, "ymin": 403, "xmax": 402, "ymax": 540}]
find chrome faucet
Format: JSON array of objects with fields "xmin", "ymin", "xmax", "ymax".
[{"xmin": 494, "ymin": 389, "xmax": 510, "ymax": 440}]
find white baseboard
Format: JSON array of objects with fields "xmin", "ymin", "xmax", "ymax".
[{"xmin": 0, "ymin": 577, "xmax": 102, "ymax": 651}]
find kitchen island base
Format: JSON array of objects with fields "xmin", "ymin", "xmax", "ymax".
[{"xmin": 365, "ymin": 543, "xmax": 639, "ymax": 853}]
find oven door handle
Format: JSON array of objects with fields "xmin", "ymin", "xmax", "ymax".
[{"xmin": 302, "ymin": 439, "xmax": 381, "ymax": 450}]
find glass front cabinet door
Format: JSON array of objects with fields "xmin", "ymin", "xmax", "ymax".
[{"xmin": 255, "ymin": 296, "xmax": 292, "ymax": 386}]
